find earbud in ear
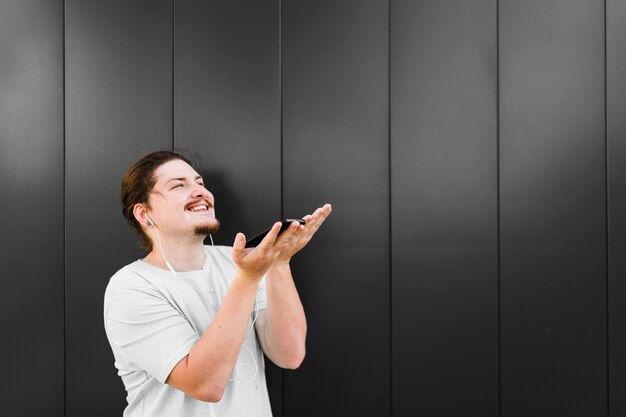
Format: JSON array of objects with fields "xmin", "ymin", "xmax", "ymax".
[{"xmin": 146, "ymin": 220, "xmax": 153, "ymax": 227}]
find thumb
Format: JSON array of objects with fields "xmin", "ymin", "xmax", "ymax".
[{"xmin": 232, "ymin": 232, "xmax": 246, "ymax": 263}]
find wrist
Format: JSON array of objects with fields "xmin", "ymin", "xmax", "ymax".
[
  {"xmin": 270, "ymin": 260, "xmax": 291, "ymax": 270},
  {"xmin": 268, "ymin": 262, "xmax": 291, "ymax": 278},
  {"xmin": 273, "ymin": 256, "xmax": 291, "ymax": 267},
  {"xmin": 235, "ymin": 269, "xmax": 264, "ymax": 284}
]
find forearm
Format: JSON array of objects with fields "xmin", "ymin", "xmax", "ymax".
[
  {"xmin": 262, "ymin": 263, "xmax": 307, "ymax": 369},
  {"xmin": 255, "ymin": 203, "xmax": 330, "ymax": 368},
  {"xmin": 167, "ymin": 273, "xmax": 260, "ymax": 401}
]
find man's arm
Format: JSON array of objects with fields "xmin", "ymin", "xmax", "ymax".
[
  {"xmin": 166, "ymin": 273, "xmax": 260, "ymax": 402},
  {"xmin": 255, "ymin": 204, "xmax": 332, "ymax": 369},
  {"xmin": 165, "ymin": 223, "xmax": 296, "ymax": 402},
  {"xmin": 255, "ymin": 263, "xmax": 307, "ymax": 369}
]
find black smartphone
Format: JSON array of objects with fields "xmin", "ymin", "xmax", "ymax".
[{"xmin": 245, "ymin": 218, "xmax": 306, "ymax": 248}]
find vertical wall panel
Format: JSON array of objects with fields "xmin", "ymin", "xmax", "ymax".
[
  {"xmin": 391, "ymin": 1, "xmax": 498, "ymax": 415},
  {"xmin": 500, "ymin": 1, "xmax": 606, "ymax": 415},
  {"xmin": 2, "ymin": 1, "xmax": 622, "ymax": 415},
  {"xmin": 282, "ymin": 1, "xmax": 389, "ymax": 416},
  {"xmin": 608, "ymin": 0, "xmax": 626, "ymax": 414},
  {"xmin": 65, "ymin": 1, "xmax": 172, "ymax": 415},
  {"xmin": 174, "ymin": 0, "xmax": 280, "ymax": 248},
  {"xmin": 174, "ymin": 0, "xmax": 282, "ymax": 414},
  {"xmin": 0, "ymin": 1, "xmax": 64, "ymax": 416}
]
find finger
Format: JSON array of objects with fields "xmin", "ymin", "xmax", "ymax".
[
  {"xmin": 317, "ymin": 204, "xmax": 332, "ymax": 223},
  {"xmin": 276, "ymin": 220, "xmax": 301, "ymax": 246},
  {"xmin": 232, "ymin": 232, "xmax": 247, "ymax": 263},
  {"xmin": 306, "ymin": 207, "xmax": 328, "ymax": 229},
  {"xmin": 292, "ymin": 215, "xmax": 311, "ymax": 237},
  {"xmin": 289, "ymin": 219, "xmax": 303, "ymax": 233},
  {"xmin": 302, "ymin": 208, "xmax": 330, "ymax": 238},
  {"xmin": 311, "ymin": 205, "xmax": 329, "ymax": 221},
  {"xmin": 258, "ymin": 222, "xmax": 283, "ymax": 248}
]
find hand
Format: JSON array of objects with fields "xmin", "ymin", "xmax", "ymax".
[
  {"xmin": 275, "ymin": 203, "xmax": 332, "ymax": 265},
  {"xmin": 232, "ymin": 220, "xmax": 304, "ymax": 281}
]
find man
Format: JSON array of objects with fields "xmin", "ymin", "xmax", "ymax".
[{"xmin": 104, "ymin": 150, "xmax": 331, "ymax": 416}]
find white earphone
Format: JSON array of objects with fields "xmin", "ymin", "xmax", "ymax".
[
  {"xmin": 145, "ymin": 213, "xmax": 177, "ymax": 275},
  {"xmin": 146, "ymin": 213, "xmax": 256, "ymax": 381}
]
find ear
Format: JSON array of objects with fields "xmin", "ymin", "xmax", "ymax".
[{"xmin": 133, "ymin": 203, "xmax": 152, "ymax": 228}]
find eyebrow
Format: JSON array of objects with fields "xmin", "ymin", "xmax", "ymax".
[{"xmin": 165, "ymin": 175, "xmax": 203, "ymax": 183}]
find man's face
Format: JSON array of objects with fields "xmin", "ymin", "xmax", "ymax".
[{"xmin": 146, "ymin": 159, "xmax": 219, "ymax": 237}]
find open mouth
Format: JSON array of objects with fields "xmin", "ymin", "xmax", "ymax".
[{"xmin": 186, "ymin": 202, "xmax": 211, "ymax": 212}]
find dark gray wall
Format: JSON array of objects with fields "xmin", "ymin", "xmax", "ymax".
[
  {"xmin": 499, "ymin": 1, "xmax": 606, "ymax": 415},
  {"xmin": 392, "ymin": 1, "xmax": 498, "ymax": 415},
  {"xmin": 0, "ymin": 0, "xmax": 64, "ymax": 416},
  {"xmin": 65, "ymin": 1, "xmax": 173, "ymax": 416},
  {"xmin": 1, "ymin": 1, "xmax": 624, "ymax": 417},
  {"xmin": 282, "ymin": 2, "xmax": 389, "ymax": 416},
  {"xmin": 609, "ymin": 0, "xmax": 626, "ymax": 415},
  {"xmin": 173, "ymin": 0, "xmax": 284, "ymax": 412}
]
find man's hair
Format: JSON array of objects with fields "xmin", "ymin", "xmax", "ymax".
[{"xmin": 120, "ymin": 150, "xmax": 195, "ymax": 252}]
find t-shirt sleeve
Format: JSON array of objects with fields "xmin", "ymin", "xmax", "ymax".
[{"xmin": 105, "ymin": 284, "xmax": 199, "ymax": 384}]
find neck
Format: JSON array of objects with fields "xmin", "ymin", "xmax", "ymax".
[{"xmin": 144, "ymin": 233, "xmax": 207, "ymax": 273}]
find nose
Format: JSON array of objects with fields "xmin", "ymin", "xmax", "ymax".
[{"xmin": 192, "ymin": 183, "xmax": 214, "ymax": 202}]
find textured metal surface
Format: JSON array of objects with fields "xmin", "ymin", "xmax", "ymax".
[
  {"xmin": 0, "ymin": 1, "xmax": 64, "ymax": 416},
  {"xmin": 282, "ymin": 1, "xmax": 390, "ymax": 416},
  {"xmin": 500, "ymin": 0, "xmax": 607, "ymax": 415},
  {"xmin": 173, "ymin": 0, "xmax": 283, "ymax": 414},
  {"xmin": 65, "ymin": 0, "xmax": 172, "ymax": 415},
  {"xmin": 3, "ymin": 1, "xmax": 624, "ymax": 415},
  {"xmin": 391, "ymin": 1, "xmax": 499, "ymax": 414},
  {"xmin": 608, "ymin": 0, "xmax": 626, "ymax": 414}
]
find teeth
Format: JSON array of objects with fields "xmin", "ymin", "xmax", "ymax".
[{"xmin": 189, "ymin": 205, "xmax": 208, "ymax": 212}]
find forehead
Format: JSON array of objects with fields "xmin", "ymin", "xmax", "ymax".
[{"xmin": 153, "ymin": 159, "xmax": 200, "ymax": 183}]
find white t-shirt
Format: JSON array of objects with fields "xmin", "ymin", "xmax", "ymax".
[{"xmin": 103, "ymin": 245, "xmax": 272, "ymax": 417}]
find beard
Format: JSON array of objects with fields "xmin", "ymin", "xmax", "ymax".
[{"xmin": 194, "ymin": 218, "xmax": 220, "ymax": 237}]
